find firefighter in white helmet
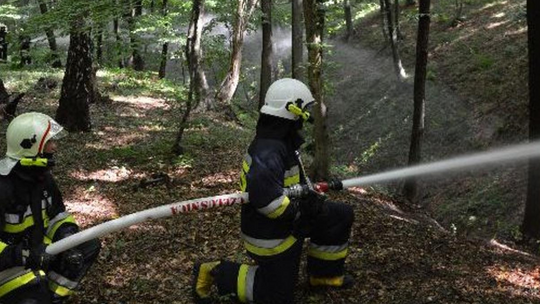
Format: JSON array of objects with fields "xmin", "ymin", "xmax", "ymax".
[
  {"xmin": 0, "ymin": 112, "xmax": 100, "ymax": 304},
  {"xmin": 193, "ymin": 79, "xmax": 355, "ymax": 303}
]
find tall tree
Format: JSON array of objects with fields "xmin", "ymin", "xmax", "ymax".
[
  {"xmin": 126, "ymin": 0, "xmax": 144, "ymax": 70},
  {"xmin": 173, "ymin": 0, "xmax": 208, "ymax": 154},
  {"xmin": 379, "ymin": 0, "xmax": 389, "ymax": 41},
  {"xmin": 215, "ymin": 0, "xmax": 258, "ymax": 108},
  {"xmin": 304, "ymin": 0, "xmax": 329, "ymax": 181},
  {"xmin": 158, "ymin": 0, "xmax": 169, "ymax": 79},
  {"xmin": 292, "ymin": 0, "xmax": 304, "ymax": 81},
  {"xmin": 403, "ymin": 0, "xmax": 431, "ymax": 202},
  {"xmin": 384, "ymin": 0, "xmax": 406, "ymax": 81},
  {"xmin": 259, "ymin": 0, "xmax": 273, "ymax": 109},
  {"xmin": 56, "ymin": 18, "xmax": 94, "ymax": 132},
  {"xmin": 37, "ymin": 0, "xmax": 62, "ymax": 68},
  {"xmin": 522, "ymin": 0, "xmax": 540, "ymax": 238},
  {"xmin": 344, "ymin": 0, "xmax": 353, "ymax": 42}
]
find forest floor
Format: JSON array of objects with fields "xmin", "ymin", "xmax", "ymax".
[
  {"xmin": 1, "ymin": 64, "xmax": 539, "ymax": 303},
  {"xmin": 0, "ymin": 0, "xmax": 538, "ymax": 303}
]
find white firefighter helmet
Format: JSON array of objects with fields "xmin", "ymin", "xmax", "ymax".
[
  {"xmin": 260, "ymin": 78, "xmax": 315, "ymax": 121},
  {"xmin": 0, "ymin": 112, "xmax": 65, "ymax": 175}
]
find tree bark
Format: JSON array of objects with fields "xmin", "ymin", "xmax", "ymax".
[
  {"xmin": 292, "ymin": 0, "xmax": 304, "ymax": 81},
  {"xmin": 113, "ymin": 14, "xmax": 124, "ymax": 68},
  {"xmin": 215, "ymin": 0, "xmax": 259, "ymax": 108},
  {"xmin": 304, "ymin": 0, "xmax": 329, "ymax": 181},
  {"xmin": 158, "ymin": 0, "xmax": 169, "ymax": 79},
  {"xmin": 37, "ymin": 0, "xmax": 62, "ymax": 68},
  {"xmin": 259, "ymin": 0, "xmax": 273, "ymax": 109},
  {"xmin": 127, "ymin": 0, "xmax": 145, "ymax": 71},
  {"xmin": 344, "ymin": 0, "xmax": 353, "ymax": 42},
  {"xmin": 394, "ymin": 0, "xmax": 403, "ymax": 40},
  {"xmin": 403, "ymin": 0, "xmax": 430, "ymax": 202},
  {"xmin": 379, "ymin": 0, "xmax": 389, "ymax": 41},
  {"xmin": 522, "ymin": 0, "xmax": 540, "ymax": 239},
  {"xmin": 96, "ymin": 28, "xmax": 103, "ymax": 64},
  {"xmin": 56, "ymin": 19, "xmax": 94, "ymax": 132},
  {"xmin": 384, "ymin": 0, "xmax": 406, "ymax": 81}
]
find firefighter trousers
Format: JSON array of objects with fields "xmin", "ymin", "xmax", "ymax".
[{"xmin": 214, "ymin": 201, "xmax": 354, "ymax": 304}]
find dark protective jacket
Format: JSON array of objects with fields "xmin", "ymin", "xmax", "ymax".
[
  {"xmin": 239, "ymin": 114, "xmax": 306, "ymax": 258},
  {"xmin": 0, "ymin": 165, "xmax": 78, "ymax": 299}
]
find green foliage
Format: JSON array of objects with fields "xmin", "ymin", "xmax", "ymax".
[{"xmin": 475, "ymin": 53, "xmax": 494, "ymax": 70}]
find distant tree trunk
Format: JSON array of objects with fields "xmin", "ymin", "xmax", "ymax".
[
  {"xmin": 259, "ymin": 0, "xmax": 273, "ymax": 109},
  {"xmin": 173, "ymin": 0, "xmax": 208, "ymax": 154},
  {"xmin": 19, "ymin": 35, "xmax": 31, "ymax": 67},
  {"xmin": 394, "ymin": 0, "xmax": 403, "ymax": 40},
  {"xmin": 37, "ymin": 0, "xmax": 62, "ymax": 68},
  {"xmin": 158, "ymin": 0, "xmax": 169, "ymax": 79},
  {"xmin": 344, "ymin": 0, "xmax": 353, "ymax": 42},
  {"xmin": 292, "ymin": 0, "xmax": 304, "ymax": 81},
  {"xmin": 522, "ymin": 0, "xmax": 540, "ymax": 239},
  {"xmin": 186, "ymin": 0, "xmax": 210, "ymax": 112},
  {"xmin": 113, "ymin": 16, "xmax": 124, "ymax": 68},
  {"xmin": 379, "ymin": 0, "xmax": 389, "ymax": 41},
  {"xmin": 304, "ymin": 0, "xmax": 329, "ymax": 181},
  {"xmin": 127, "ymin": 0, "xmax": 144, "ymax": 71},
  {"xmin": 96, "ymin": 28, "xmax": 103, "ymax": 64},
  {"xmin": 150, "ymin": 0, "xmax": 155, "ymax": 12},
  {"xmin": 403, "ymin": 0, "xmax": 430, "ymax": 202},
  {"xmin": 0, "ymin": 79, "xmax": 9, "ymax": 103},
  {"xmin": 384, "ymin": 0, "xmax": 406, "ymax": 81},
  {"xmin": 406, "ymin": 0, "xmax": 416, "ymax": 6},
  {"xmin": 56, "ymin": 19, "xmax": 94, "ymax": 132},
  {"xmin": 215, "ymin": 0, "xmax": 258, "ymax": 110}
]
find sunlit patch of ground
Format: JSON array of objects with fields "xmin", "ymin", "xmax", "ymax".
[
  {"xmin": 112, "ymin": 95, "xmax": 171, "ymax": 111},
  {"xmin": 70, "ymin": 166, "xmax": 146, "ymax": 183},
  {"xmin": 487, "ymin": 264, "xmax": 540, "ymax": 295},
  {"xmin": 64, "ymin": 187, "xmax": 119, "ymax": 227},
  {"xmin": 200, "ymin": 170, "xmax": 238, "ymax": 188}
]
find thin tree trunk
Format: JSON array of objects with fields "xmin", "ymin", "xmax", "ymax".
[
  {"xmin": 394, "ymin": 0, "xmax": 403, "ymax": 40},
  {"xmin": 522, "ymin": 0, "xmax": 540, "ymax": 239},
  {"xmin": 96, "ymin": 28, "xmax": 103, "ymax": 64},
  {"xmin": 215, "ymin": 0, "xmax": 259, "ymax": 109},
  {"xmin": 113, "ymin": 17, "xmax": 124, "ymax": 68},
  {"xmin": 56, "ymin": 18, "xmax": 94, "ymax": 132},
  {"xmin": 403, "ymin": 0, "xmax": 430, "ymax": 202},
  {"xmin": 304, "ymin": 0, "xmax": 329, "ymax": 181},
  {"xmin": 379, "ymin": 0, "xmax": 389, "ymax": 41},
  {"xmin": 127, "ymin": 0, "xmax": 144, "ymax": 70},
  {"xmin": 344, "ymin": 0, "xmax": 353, "ymax": 42},
  {"xmin": 37, "ymin": 0, "xmax": 62, "ymax": 68},
  {"xmin": 158, "ymin": 0, "xmax": 169, "ymax": 79},
  {"xmin": 384, "ymin": 0, "xmax": 406, "ymax": 81},
  {"xmin": 292, "ymin": 0, "xmax": 304, "ymax": 81},
  {"xmin": 259, "ymin": 0, "xmax": 273, "ymax": 109}
]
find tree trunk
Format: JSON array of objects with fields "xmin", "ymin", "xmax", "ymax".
[
  {"xmin": 56, "ymin": 19, "xmax": 94, "ymax": 132},
  {"xmin": 158, "ymin": 0, "xmax": 169, "ymax": 79},
  {"xmin": 127, "ymin": 0, "xmax": 145, "ymax": 71},
  {"xmin": 394, "ymin": 0, "xmax": 403, "ymax": 40},
  {"xmin": 344, "ymin": 0, "xmax": 353, "ymax": 42},
  {"xmin": 215, "ymin": 0, "xmax": 259, "ymax": 108},
  {"xmin": 406, "ymin": 0, "xmax": 416, "ymax": 6},
  {"xmin": 0, "ymin": 79, "xmax": 8, "ymax": 104},
  {"xmin": 19, "ymin": 35, "xmax": 31, "ymax": 67},
  {"xmin": 292, "ymin": 0, "xmax": 304, "ymax": 81},
  {"xmin": 379, "ymin": 0, "xmax": 389, "ymax": 41},
  {"xmin": 259, "ymin": 0, "xmax": 273, "ymax": 109},
  {"xmin": 384, "ymin": 0, "xmax": 406, "ymax": 81},
  {"xmin": 113, "ymin": 15, "xmax": 124, "ymax": 68},
  {"xmin": 96, "ymin": 28, "xmax": 103, "ymax": 64},
  {"xmin": 304, "ymin": 0, "xmax": 329, "ymax": 181},
  {"xmin": 185, "ymin": 0, "xmax": 210, "ymax": 112},
  {"xmin": 522, "ymin": 0, "xmax": 540, "ymax": 239},
  {"xmin": 37, "ymin": 0, "xmax": 62, "ymax": 68},
  {"xmin": 403, "ymin": 0, "xmax": 430, "ymax": 202}
]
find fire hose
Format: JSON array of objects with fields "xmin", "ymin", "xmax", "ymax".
[{"xmin": 46, "ymin": 141, "xmax": 540, "ymax": 255}]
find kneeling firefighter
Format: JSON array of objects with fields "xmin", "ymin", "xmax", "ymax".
[
  {"xmin": 193, "ymin": 78, "xmax": 355, "ymax": 303},
  {"xmin": 0, "ymin": 112, "xmax": 101, "ymax": 304}
]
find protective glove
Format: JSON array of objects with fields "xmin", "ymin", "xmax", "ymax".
[
  {"xmin": 24, "ymin": 243, "xmax": 54, "ymax": 271},
  {"xmin": 60, "ymin": 248, "xmax": 84, "ymax": 271}
]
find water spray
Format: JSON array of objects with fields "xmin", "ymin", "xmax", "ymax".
[{"xmin": 46, "ymin": 141, "xmax": 540, "ymax": 255}]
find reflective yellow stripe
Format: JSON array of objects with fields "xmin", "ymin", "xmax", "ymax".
[
  {"xmin": 242, "ymin": 160, "xmax": 250, "ymax": 173},
  {"xmin": 4, "ymin": 211, "xmax": 49, "ymax": 233},
  {"xmin": 267, "ymin": 196, "xmax": 290, "ymax": 219},
  {"xmin": 244, "ymin": 235, "xmax": 297, "ymax": 257},
  {"xmin": 308, "ymin": 247, "xmax": 349, "ymax": 261},
  {"xmin": 0, "ymin": 242, "xmax": 7, "ymax": 252},
  {"xmin": 240, "ymin": 171, "xmax": 247, "ymax": 191},
  {"xmin": 49, "ymin": 281, "xmax": 74, "ymax": 297},
  {"xmin": 237, "ymin": 265, "xmax": 249, "ymax": 303},
  {"xmin": 284, "ymin": 174, "xmax": 300, "ymax": 187},
  {"xmin": 46, "ymin": 215, "xmax": 76, "ymax": 239},
  {"xmin": 309, "ymin": 275, "xmax": 345, "ymax": 287},
  {"xmin": 0, "ymin": 270, "xmax": 45, "ymax": 297}
]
